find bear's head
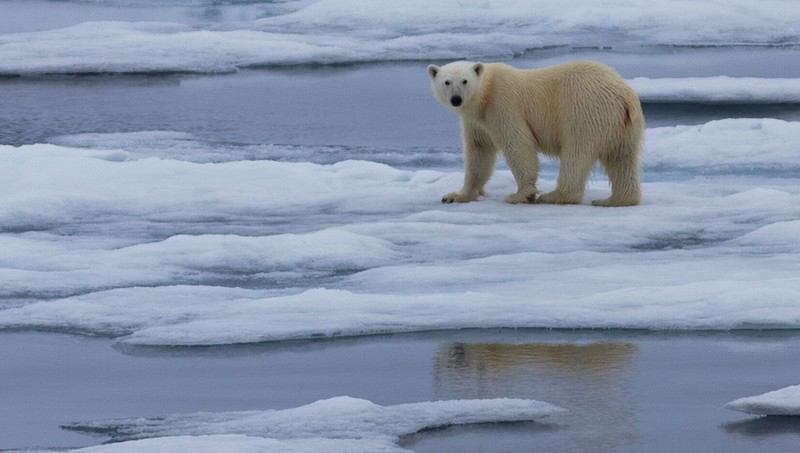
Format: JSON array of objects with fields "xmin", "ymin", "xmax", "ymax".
[{"xmin": 427, "ymin": 61, "xmax": 484, "ymax": 112}]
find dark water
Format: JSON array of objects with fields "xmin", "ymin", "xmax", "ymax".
[
  {"xmin": 3, "ymin": 47, "xmax": 800, "ymax": 148},
  {"xmin": 0, "ymin": 66, "xmax": 452, "ymax": 149},
  {"xmin": 2, "ymin": 330, "xmax": 800, "ymax": 451}
]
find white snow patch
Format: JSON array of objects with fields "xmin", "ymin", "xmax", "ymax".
[
  {"xmin": 630, "ymin": 77, "xmax": 800, "ymax": 103},
  {"xmin": 58, "ymin": 396, "xmax": 564, "ymax": 452},
  {"xmin": 733, "ymin": 220, "xmax": 800, "ymax": 251},
  {"xmin": 66, "ymin": 435, "xmax": 407, "ymax": 453},
  {"xmin": 645, "ymin": 119, "xmax": 800, "ymax": 172},
  {"xmin": 726, "ymin": 385, "xmax": 800, "ymax": 416}
]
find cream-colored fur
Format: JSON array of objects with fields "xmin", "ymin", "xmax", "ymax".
[{"xmin": 427, "ymin": 60, "xmax": 644, "ymax": 206}]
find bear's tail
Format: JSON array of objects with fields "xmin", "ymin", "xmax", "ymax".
[{"xmin": 622, "ymin": 90, "xmax": 645, "ymax": 131}]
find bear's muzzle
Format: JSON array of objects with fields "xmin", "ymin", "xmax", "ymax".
[{"xmin": 450, "ymin": 95, "xmax": 463, "ymax": 107}]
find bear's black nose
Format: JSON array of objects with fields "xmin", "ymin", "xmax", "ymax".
[{"xmin": 450, "ymin": 95, "xmax": 462, "ymax": 107}]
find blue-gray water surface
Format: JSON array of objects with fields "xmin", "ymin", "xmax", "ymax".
[{"xmin": 2, "ymin": 330, "xmax": 800, "ymax": 452}]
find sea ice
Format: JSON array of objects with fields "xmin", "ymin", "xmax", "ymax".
[
  {"xmin": 726, "ymin": 385, "xmax": 800, "ymax": 416},
  {"xmin": 58, "ymin": 436, "xmax": 409, "ymax": 453},
  {"xmin": 1, "ymin": 119, "xmax": 800, "ymax": 344},
  {"xmin": 630, "ymin": 77, "xmax": 800, "ymax": 104},
  {"xmin": 645, "ymin": 118, "xmax": 800, "ymax": 173},
  {"xmin": 0, "ymin": 0, "xmax": 798, "ymax": 74},
  {"xmin": 54, "ymin": 396, "xmax": 563, "ymax": 452}
]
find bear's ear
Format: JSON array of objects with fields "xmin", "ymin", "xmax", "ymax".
[
  {"xmin": 427, "ymin": 65, "xmax": 440, "ymax": 79},
  {"xmin": 473, "ymin": 63, "xmax": 484, "ymax": 76}
]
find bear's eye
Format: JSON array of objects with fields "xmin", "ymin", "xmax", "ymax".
[
  {"xmin": 462, "ymin": 79, "xmax": 468, "ymax": 85},
  {"xmin": 444, "ymin": 80, "xmax": 451, "ymax": 86}
]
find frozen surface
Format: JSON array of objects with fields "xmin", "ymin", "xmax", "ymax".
[
  {"xmin": 630, "ymin": 77, "xmax": 800, "ymax": 104},
  {"xmin": 1, "ymin": 0, "xmax": 799, "ymax": 74},
  {"xmin": 726, "ymin": 385, "xmax": 800, "ymax": 416},
  {"xmin": 645, "ymin": 119, "xmax": 800, "ymax": 172},
  {"xmin": 52, "ymin": 396, "xmax": 562, "ymax": 452},
  {"xmin": 56, "ymin": 436, "xmax": 409, "ymax": 453},
  {"xmin": 1, "ymin": 119, "xmax": 800, "ymax": 345}
]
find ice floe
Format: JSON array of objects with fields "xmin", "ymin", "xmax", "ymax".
[
  {"xmin": 726, "ymin": 385, "xmax": 800, "ymax": 416},
  {"xmin": 55, "ymin": 396, "xmax": 563, "ymax": 452},
  {"xmin": 1, "ymin": 119, "xmax": 800, "ymax": 344},
  {"xmin": 631, "ymin": 77, "xmax": 800, "ymax": 104}
]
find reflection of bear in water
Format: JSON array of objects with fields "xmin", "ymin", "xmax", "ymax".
[
  {"xmin": 435, "ymin": 342, "xmax": 637, "ymax": 397},
  {"xmin": 434, "ymin": 342, "xmax": 638, "ymax": 449},
  {"xmin": 428, "ymin": 61, "xmax": 644, "ymax": 206}
]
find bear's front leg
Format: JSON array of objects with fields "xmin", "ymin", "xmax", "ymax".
[
  {"xmin": 442, "ymin": 122, "xmax": 498, "ymax": 204},
  {"xmin": 501, "ymin": 132, "xmax": 540, "ymax": 204}
]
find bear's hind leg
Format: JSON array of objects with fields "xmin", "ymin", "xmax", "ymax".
[
  {"xmin": 593, "ymin": 151, "xmax": 642, "ymax": 207},
  {"xmin": 538, "ymin": 147, "xmax": 594, "ymax": 205}
]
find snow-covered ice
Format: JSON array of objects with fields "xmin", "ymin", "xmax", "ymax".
[
  {"xmin": 630, "ymin": 77, "xmax": 800, "ymax": 104},
  {"xmin": 726, "ymin": 385, "xmax": 800, "ymax": 416},
  {"xmin": 1, "ymin": 119, "xmax": 799, "ymax": 345},
  {"xmin": 646, "ymin": 119, "xmax": 800, "ymax": 173},
  {"xmin": 1, "ymin": 0, "xmax": 799, "ymax": 74},
  {"xmin": 51, "ymin": 396, "xmax": 562, "ymax": 452}
]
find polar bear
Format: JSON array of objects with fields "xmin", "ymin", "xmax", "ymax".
[{"xmin": 427, "ymin": 60, "xmax": 644, "ymax": 206}]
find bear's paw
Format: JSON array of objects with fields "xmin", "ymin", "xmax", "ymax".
[
  {"xmin": 504, "ymin": 191, "xmax": 539, "ymax": 204},
  {"xmin": 537, "ymin": 190, "xmax": 583, "ymax": 205},
  {"xmin": 442, "ymin": 191, "xmax": 479, "ymax": 203},
  {"xmin": 591, "ymin": 197, "xmax": 640, "ymax": 207}
]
